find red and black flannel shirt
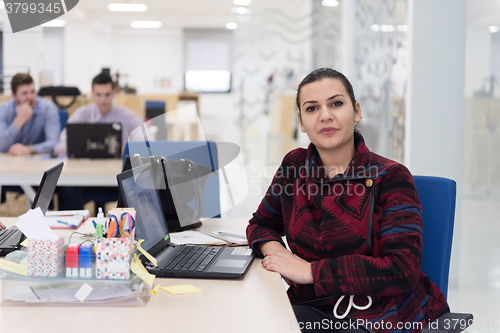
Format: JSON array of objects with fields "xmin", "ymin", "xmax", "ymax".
[{"xmin": 247, "ymin": 133, "xmax": 449, "ymax": 332}]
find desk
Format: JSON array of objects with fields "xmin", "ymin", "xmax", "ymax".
[
  {"xmin": 0, "ymin": 218, "xmax": 297, "ymax": 333},
  {"xmin": 0, "ymin": 154, "xmax": 122, "ymax": 204},
  {"xmin": 0, "ymin": 154, "xmax": 122, "ymax": 187}
]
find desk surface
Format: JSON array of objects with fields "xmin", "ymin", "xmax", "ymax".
[
  {"xmin": 0, "ymin": 218, "xmax": 297, "ymax": 333},
  {"xmin": 0, "ymin": 153, "xmax": 122, "ymax": 187}
]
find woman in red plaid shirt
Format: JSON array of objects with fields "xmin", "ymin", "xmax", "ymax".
[{"xmin": 247, "ymin": 68, "xmax": 449, "ymax": 332}]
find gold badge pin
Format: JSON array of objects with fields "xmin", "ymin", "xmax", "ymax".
[{"xmin": 365, "ymin": 178, "xmax": 373, "ymax": 187}]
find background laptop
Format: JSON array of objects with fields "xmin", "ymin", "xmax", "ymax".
[
  {"xmin": 0, "ymin": 162, "xmax": 64, "ymax": 256},
  {"xmin": 66, "ymin": 123, "xmax": 122, "ymax": 158},
  {"xmin": 116, "ymin": 163, "xmax": 253, "ymax": 279}
]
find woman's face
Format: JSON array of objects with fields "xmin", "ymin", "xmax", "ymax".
[{"xmin": 298, "ymin": 78, "xmax": 361, "ymax": 152}]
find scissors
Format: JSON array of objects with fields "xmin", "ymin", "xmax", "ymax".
[{"xmin": 121, "ymin": 213, "xmax": 135, "ymax": 231}]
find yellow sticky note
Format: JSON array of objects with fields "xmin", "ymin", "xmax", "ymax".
[
  {"xmin": 0, "ymin": 259, "xmax": 28, "ymax": 276},
  {"xmin": 152, "ymin": 284, "xmax": 161, "ymax": 296},
  {"xmin": 136, "ymin": 239, "xmax": 158, "ymax": 267},
  {"xmin": 160, "ymin": 284, "xmax": 202, "ymax": 295},
  {"xmin": 130, "ymin": 253, "xmax": 155, "ymax": 286},
  {"xmin": 20, "ymin": 239, "xmax": 29, "ymax": 247}
]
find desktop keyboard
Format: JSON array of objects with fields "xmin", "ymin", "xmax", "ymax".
[
  {"xmin": 0, "ymin": 228, "xmax": 18, "ymax": 247},
  {"xmin": 165, "ymin": 246, "xmax": 221, "ymax": 272}
]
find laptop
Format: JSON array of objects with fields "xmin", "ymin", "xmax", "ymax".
[
  {"xmin": 0, "ymin": 162, "xmax": 64, "ymax": 256},
  {"xmin": 116, "ymin": 163, "xmax": 254, "ymax": 278},
  {"xmin": 66, "ymin": 123, "xmax": 122, "ymax": 158}
]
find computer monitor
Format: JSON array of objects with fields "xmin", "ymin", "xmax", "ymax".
[{"xmin": 184, "ymin": 70, "xmax": 231, "ymax": 93}]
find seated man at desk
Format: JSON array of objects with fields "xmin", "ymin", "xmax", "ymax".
[
  {"xmin": 54, "ymin": 73, "xmax": 143, "ymax": 155},
  {"xmin": 54, "ymin": 73, "xmax": 143, "ymax": 211},
  {"xmin": 0, "ymin": 73, "xmax": 60, "ymax": 156}
]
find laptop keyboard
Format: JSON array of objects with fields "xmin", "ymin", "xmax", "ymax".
[
  {"xmin": 0, "ymin": 228, "xmax": 19, "ymax": 247},
  {"xmin": 165, "ymin": 246, "xmax": 221, "ymax": 272}
]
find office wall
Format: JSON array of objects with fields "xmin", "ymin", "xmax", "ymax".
[
  {"xmin": 0, "ymin": 8, "xmax": 42, "ymax": 92},
  {"xmin": 64, "ymin": 20, "xmax": 92, "ymax": 93},
  {"xmin": 110, "ymin": 29, "xmax": 184, "ymax": 94},
  {"xmin": 64, "ymin": 23, "xmax": 183, "ymax": 95},
  {"xmin": 41, "ymin": 27, "xmax": 64, "ymax": 87}
]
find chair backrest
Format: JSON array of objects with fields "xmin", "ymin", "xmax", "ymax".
[
  {"xmin": 59, "ymin": 110, "xmax": 69, "ymax": 131},
  {"xmin": 413, "ymin": 175, "xmax": 456, "ymax": 298},
  {"xmin": 123, "ymin": 141, "xmax": 221, "ymax": 218}
]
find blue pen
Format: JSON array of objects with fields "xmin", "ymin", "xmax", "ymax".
[{"xmin": 57, "ymin": 220, "xmax": 78, "ymax": 228}]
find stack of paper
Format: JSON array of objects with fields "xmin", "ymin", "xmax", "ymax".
[
  {"xmin": 170, "ymin": 231, "xmax": 226, "ymax": 246},
  {"xmin": 170, "ymin": 229, "xmax": 248, "ymax": 246}
]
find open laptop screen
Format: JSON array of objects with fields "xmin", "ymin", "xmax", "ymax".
[
  {"xmin": 31, "ymin": 162, "xmax": 64, "ymax": 215},
  {"xmin": 117, "ymin": 164, "xmax": 170, "ymax": 252}
]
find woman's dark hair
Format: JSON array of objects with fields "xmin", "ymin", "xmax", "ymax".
[
  {"xmin": 92, "ymin": 73, "xmax": 115, "ymax": 90},
  {"xmin": 296, "ymin": 68, "xmax": 356, "ymax": 112}
]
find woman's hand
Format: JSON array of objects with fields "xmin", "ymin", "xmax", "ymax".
[{"xmin": 262, "ymin": 251, "xmax": 313, "ymax": 285}]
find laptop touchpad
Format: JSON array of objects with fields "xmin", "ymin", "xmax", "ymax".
[{"xmin": 213, "ymin": 259, "xmax": 246, "ymax": 268}]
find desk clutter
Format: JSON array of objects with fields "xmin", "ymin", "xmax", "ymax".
[{"xmin": 0, "ymin": 207, "xmax": 155, "ymax": 306}]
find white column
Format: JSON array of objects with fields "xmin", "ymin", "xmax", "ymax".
[
  {"xmin": 63, "ymin": 20, "xmax": 92, "ymax": 94},
  {"xmin": 340, "ymin": 0, "xmax": 356, "ymax": 80},
  {"xmin": 406, "ymin": 0, "xmax": 467, "ymax": 287}
]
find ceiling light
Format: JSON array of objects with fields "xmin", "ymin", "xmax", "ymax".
[
  {"xmin": 0, "ymin": 2, "xmax": 4, "ymax": 10},
  {"xmin": 231, "ymin": 7, "xmax": 252, "ymax": 14},
  {"xmin": 226, "ymin": 22, "xmax": 238, "ymax": 30},
  {"xmin": 397, "ymin": 25, "xmax": 408, "ymax": 32},
  {"xmin": 489, "ymin": 26, "xmax": 499, "ymax": 33},
  {"xmin": 380, "ymin": 24, "xmax": 394, "ymax": 32},
  {"xmin": 41, "ymin": 19, "xmax": 66, "ymax": 27},
  {"xmin": 108, "ymin": 3, "xmax": 147, "ymax": 12},
  {"xmin": 234, "ymin": 0, "xmax": 251, "ymax": 5},
  {"xmin": 371, "ymin": 24, "xmax": 380, "ymax": 32},
  {"xmin": 322, "ymin": 0, "xmax": 339, "ymax": 7},
  {"xmin": 131, "ymin": 21, "xmax": 162, "ymax": 29}
]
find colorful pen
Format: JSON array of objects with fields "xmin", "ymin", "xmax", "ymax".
[{"xmin": 57, "ymin": 220, "xmax": 78, "ymax": 228}]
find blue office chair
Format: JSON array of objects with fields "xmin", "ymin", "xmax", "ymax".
[
  {"xmin": 123, "ymin": 141, "xmax": 221, "ymax": 218},
  {"xmin": 413, "ymin": 176, "xmax": 473, "ymax": 332},
  {"xmin": 58, "ymin": 110, "xmax": 69, "ymax": 131}
]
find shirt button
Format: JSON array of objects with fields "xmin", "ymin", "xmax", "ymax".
[{"xmin": 365, "ymin": 179, "xmax": 373, "ymax": 187}]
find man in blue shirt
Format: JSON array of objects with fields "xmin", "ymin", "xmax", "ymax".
[{"xmin": 0, "ymin": 73, "xmax": 60, "ymax": 155}]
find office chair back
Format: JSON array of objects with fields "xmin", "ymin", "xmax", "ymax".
[
  {"xmin": 123, "ymin": 141, "xmax": 221, "ymax": 218},
  {"xmin": 413, "ymin": 176, "xmax": 456, "ymax": 299},
  {"xmin": 59, "ymin": 110, "xmax": 69, "ymax": 131}
]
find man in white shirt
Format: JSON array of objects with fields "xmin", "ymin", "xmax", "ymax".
[
  {"xmin": 54, "ymin": 73, "xmax": 144, "ymax": 211},
  {"xmin": 54, "ymin": 73, "xmax": 143, "ymax": 155}
]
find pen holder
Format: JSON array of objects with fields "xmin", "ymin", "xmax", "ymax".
[
  {"xmin": 27, "ymin": 238, "xmax": 65, "ymax": 277},
  {"xmin": 95, "ymin": 232, "xmax": 134, "ymax": 280}
]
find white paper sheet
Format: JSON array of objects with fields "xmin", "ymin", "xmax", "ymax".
[
  {"xmin": 170, "ymin": 230, "xmax": 226, "ymax": 245},
  {"xmin": 14, "ymin": 207, "xmax": 59, "ymax": 241}
]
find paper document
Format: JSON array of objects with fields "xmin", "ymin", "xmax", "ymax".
[
  {"xmin": 198, "ymin": 229, "xmax": 248, "ymax": 245},
  {"xmin": 15, "ymin": 208, "xmax": 59, "ymax": 241},
  {"xmin": 45, "ymin": 210, "xmax": 90, "ymax": 229},
  {"xmin": 170, "ymin": 231, "xmax": 226, "ymax": 245}
]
